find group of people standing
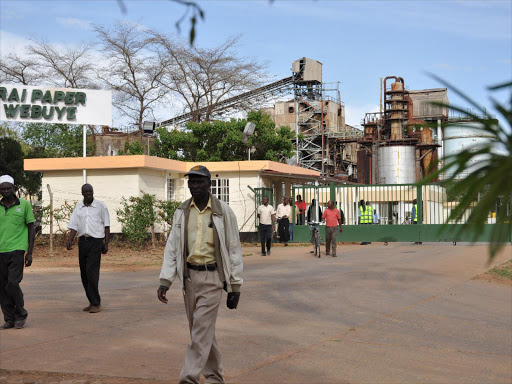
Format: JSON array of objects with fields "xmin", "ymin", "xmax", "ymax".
[
  {"xmin": 256, "ymin": 196, "xmax": 292, "ymax": 256},
  {"xmin": 257, "ymin": 195, "xmax": 345, "ymax": 257}
]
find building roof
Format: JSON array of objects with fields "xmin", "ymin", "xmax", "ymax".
[{"xmin": 24, "ymin": 155, "xmax": 320, "ymax": 177}]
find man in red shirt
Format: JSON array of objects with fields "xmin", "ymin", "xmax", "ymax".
[
  {"xmin": 294, "ymin": 195, "xmax": 306, "ymax": 225},
  {"xmin": 322, "ymin": 200, "xmax": 342, "ymax": 257}
]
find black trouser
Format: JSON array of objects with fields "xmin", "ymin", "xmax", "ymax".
[
  {"xmin": 78, "ymin": 237, "xmax": 103, "ymax": 306},
  {"xmin": 259, "ymin": 224, "xmax": 272, "ymax": 253},
  {"xmin": 297, "ymin": 213, "xmax": 305, "ymax": 225},
  {"xmin": 0, "ymin": 250, "xmax": 27, "ymax": 324},
  {"xmin": 278, "ymin": 218, "xmax": 290, "ymax": 243}
]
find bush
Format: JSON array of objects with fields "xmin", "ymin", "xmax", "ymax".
[{"xmin": 116, "ymin": 193, "xmax": 158, "ymax": 249}]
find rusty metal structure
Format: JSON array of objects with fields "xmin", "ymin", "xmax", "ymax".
[
  {"xmin": 358, "ymin": 77, "xmax": 449, "ymax": 184},
  {"xmin": 262, "ymin": 58, "xmax": 362, "ymax": 178}
]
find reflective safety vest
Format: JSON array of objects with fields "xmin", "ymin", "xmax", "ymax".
[
  {"xmin": 366, "ymin": 205, "xmax": 373, "ymax": 223},
  {"xmin": 359, "ymin": 205, "xmax": 372, "ymax": 224},
  {"xmin": 413, "ymin": 204, "xmax": 418, "ymax": 222}
]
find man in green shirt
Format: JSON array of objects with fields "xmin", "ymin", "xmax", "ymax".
[{"xmin": 0, "ymin": 175, "xmax": 35, "ymax": 330}]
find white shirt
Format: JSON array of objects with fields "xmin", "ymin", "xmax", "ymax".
[
  {"xmin": 68, "ymin": 199, "xmax": 110, "ymax": 238},
  {"xmin": 257, "ymin": 204, "xmax": 275, "ymax": 225},
  {"xmin": 276, "ymin": 203, "xmax": 291, "ymax": 219}
]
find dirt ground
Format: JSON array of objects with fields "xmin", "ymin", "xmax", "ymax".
[
  {"xmin": 1, "ymin": 242, "xmax": 511, "ymax": 384},
  {"xmin": 29, "ymin": 242, "xmax": 309, "ymax": 271}
]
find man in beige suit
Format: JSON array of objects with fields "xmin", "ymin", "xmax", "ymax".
[{"xmin": 157, "ymin": 165, "xmax": 243, "ymax": 384}]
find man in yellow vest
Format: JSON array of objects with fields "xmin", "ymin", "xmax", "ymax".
[
  {"xmin": 358, "ymin": 200, "xmax": 371, "ymax": 245},
  {"xmin": 412, "ymin": 199, "xmax": 422, "ymax": 244}
]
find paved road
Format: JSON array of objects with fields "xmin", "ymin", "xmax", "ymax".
[{"xmin": 1, "ymin": 243, "xmax": 511, "ymax": 383}]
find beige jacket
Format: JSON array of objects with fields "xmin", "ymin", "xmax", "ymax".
[{"xmin": 159, "ymin": 194, "xmax": 243, "ymax": 293}]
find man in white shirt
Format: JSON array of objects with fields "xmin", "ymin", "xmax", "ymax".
[
  {"xmin": 66, "ymin": 184, "xmax": 110, "ymax": 313},
  {"xmin": 257, "ymin": 197, "xmax": 275, "ymax": 256},
  {"xmin": 276, "ymin": 197, "xmax": 291, "ymax": 246}
]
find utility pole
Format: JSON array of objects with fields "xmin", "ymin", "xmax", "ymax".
[{"xmin": 47, "ymin": 184, "xmax": 54, "ymax": 253}]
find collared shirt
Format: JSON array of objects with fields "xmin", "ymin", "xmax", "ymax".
[
  {"xmin": 322, "ymin": 208, "xmax": 341, "ymax": 227},
  {"xmin": 257, "ymin": 204, "xmax": 275, "ymax": 225},
  {"xmin": 68, "ymin": 199, "xmax": 110, "ymax": 238},
  {"xmin": 187, "ymin": 197, "xmax": 215, "ymax": 265},
  {"xmin": 276, "ymin": 203, "xmax": 291, "ymax": 219},
  {"xmin": 0, "ymin": 197, "xmax": 35, "ymax": 253}
]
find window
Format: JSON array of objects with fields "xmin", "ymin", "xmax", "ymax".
[
  {"xmin": 168, "ymin": 178, "xmax": 177, "ymax": 201},
  {"xmin": 211, "ymin": 179, "xmax": 229, "ymax": 203}
]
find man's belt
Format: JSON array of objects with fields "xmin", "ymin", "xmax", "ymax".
[
  {"xmin": 79, "ymin": 235, "xmax": 100, "ymax": 241},
  {"xmin": 187, "ymin": 262, "xmax": 217, "ymax": 271}
]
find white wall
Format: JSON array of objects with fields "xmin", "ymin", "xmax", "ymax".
[
  {"xmin": 42, "ymin": 169, "xmax": 140, "ymax": 234},
  {"xmin": 42, "ymin": 168, "xmax": 271, "ymax": 234}
]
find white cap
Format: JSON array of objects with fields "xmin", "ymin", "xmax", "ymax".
[{"xmin": 0, "ymin": 175, "xmax": 14, "ymax": 185}]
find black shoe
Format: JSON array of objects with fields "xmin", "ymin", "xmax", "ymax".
[
  {"xmin": 326, "ymin": 252, "xmax": 330, "ymax": 256},
  {"xmin": 284, "ymin": 242, "xmax": 288, "ymax": 246},
  {"xmin": 14, "ymin": 319, "xmax": 25, "ymax": 329},
  {"xmin": 261, "ymin": 252, "xmax": 266, "ymax": 256},
  {"xmin": 267, "ymin": 249, "xmax": 271, "ymax": 255},
  {"xmin": 332, "ymin": 254, "xmax": 337, "ymax": 257},
  {"xmin": 0, "ymin": 322, "xmax": 14, "ymax": 330}
]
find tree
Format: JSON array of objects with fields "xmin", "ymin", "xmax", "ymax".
[
  {"xmin": 151, "ymin": 34, "xmax": 267, "ymax": 122},
  {"xmin": 153, "ymin": 110, "xmax": 294, "ymax": 161},
  {"xmin": 26, "ymin": 38, "xmax": 97, "ymax": 89},
  {"xmin": 0, "ymin": 137, "xmax": 25, "ymax": 191},
  {"xmin": 422, "ymin": 78, "xmax": 512, "ymax": 260},
  {"xmin": 21, "ymin": 123, "xmax": 95, "ymax": 158},
  {"xmin": 118, "ymin": 141, "xmax": 145, "ymax": 155},
  {"xmin": 94, "ymin": 22, "xmax": 168, "ymax": 138},
  {"xmin": 0, "ymin": 52, "xmax": 43, "ymax": 85},
  {"xmin": 116, "ymin": 0, "xmax": 204, "ymax": 44}
]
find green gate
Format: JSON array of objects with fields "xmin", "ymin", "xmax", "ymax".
[{"xmin": 290, "ymin": 183, "xmax": 511, "ymax": 244}]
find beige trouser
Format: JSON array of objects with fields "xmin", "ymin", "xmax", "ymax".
[{"xmin": 179, "ymin": 268, "xmax": 225, "ymax": 384}]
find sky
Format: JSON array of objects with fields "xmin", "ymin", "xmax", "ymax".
[{"xmin": 1, "ymin": 0, "xmax": 511, "ymax": 128}]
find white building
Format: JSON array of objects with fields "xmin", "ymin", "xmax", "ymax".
[{"xmin": 24, "ymin": 155, "xmax": 320, "ymax": 236}]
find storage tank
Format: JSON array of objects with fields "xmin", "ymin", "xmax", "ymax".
[
  {"xmin": 378, "ymin": 145, "xmax": 416, "ymax": 184},
  {"xmin": 443, "ymin": 122, "xmax": 495, "ymax": 180}
]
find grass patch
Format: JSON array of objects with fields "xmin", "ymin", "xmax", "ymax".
[
  {"xmin": 476, "ymin": 259, "xmax": 512, "ymax": 285},
  {"xmin": 487, "ymin": 260, "xmax": 512, "ymax": 281}
]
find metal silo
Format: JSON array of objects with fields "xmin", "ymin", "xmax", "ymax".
[
  {"xmin": 378, "ymin": 145, "xmax": 416, "ymax": 184},
  {"xmin": 443, "ymin": 122, "xmax": 495, "ymax": 180}
]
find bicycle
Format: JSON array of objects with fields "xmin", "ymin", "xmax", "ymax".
[{"xmin": 308, "ymin": 221, "xmax": 321, "ymax": 258}]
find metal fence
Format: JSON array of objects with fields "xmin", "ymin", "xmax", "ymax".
[{"xmin": 289, "ymin": 183, "xmax": 510, "ymax": 243}]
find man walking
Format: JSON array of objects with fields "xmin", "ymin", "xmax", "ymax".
[
  {"xmin": 0, "ymin": 175, "xmax": 35, "ymax": 330},
  {"xmin": 322, "ymin": 200, "xmax": 342, "ymax": 257},
  {"xmin": 157, "ymin": 165, "xmax": 243, "ymax": 384},
  {"xmin": 66, "ymin": 184, "xmax": 110, "ymax": 313},
  {"xmin": 276, "ymin": 197, "xmax": 291, "ymax": 246},
  {"xmin": 257, "ymin": 197, "xmax": 275, "ymax": 256}
]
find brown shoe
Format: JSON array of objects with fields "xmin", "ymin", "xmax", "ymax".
[
  {"xmin": 83, "ymin": 305, "xmax": 92, "ymax": 312},
  {"xmin": 89, "ymin": 305, "xmax": 102, "ymax": 313}
]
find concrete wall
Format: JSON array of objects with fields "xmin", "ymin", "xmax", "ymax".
[
  {"xmin": 42, "ymin": 169, "xmax": 140, "ymax": 234},
  {"xmin": 41, "ymin": 167, "xmax": 313, "ymax": 235}
]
